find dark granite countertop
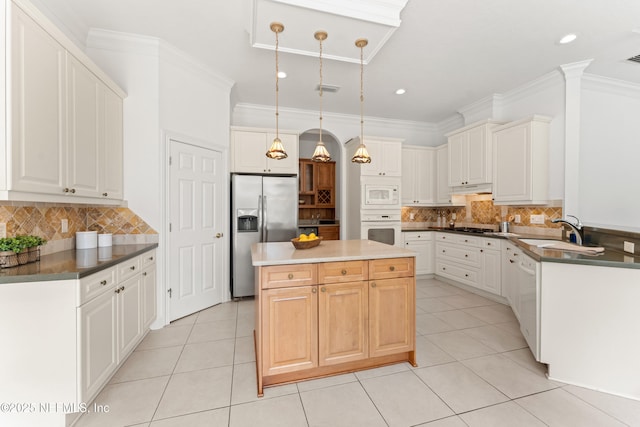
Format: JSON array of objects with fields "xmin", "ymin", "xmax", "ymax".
[
  {"xmin": 402, "ymin": 226, "xmax": 639, "ymax": 270},
  {"xmin": 0, "ymin": 243, "xmax": 158, "ymax": 284}
]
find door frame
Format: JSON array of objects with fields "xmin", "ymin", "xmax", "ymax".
[{"xmin": 160, "ymin": 130, "xmax": 231, "ymax": 327}]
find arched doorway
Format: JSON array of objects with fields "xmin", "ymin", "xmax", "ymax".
[{"xmin": 298, "ymin": 129, "xmax": 343, "ymax": 238}]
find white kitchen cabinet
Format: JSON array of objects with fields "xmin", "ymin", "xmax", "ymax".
[
  {"xmin": 492, "ymin": 115, "xmax": 551, "ymax": 205},
  {"xmin": 346, "ymin": 136, "xmax": 403, "ymax": 177},
  {"xmin": 78, "ymin": 285, "xmax": 118, "ymax": 404},
  {"xmin": 480, "ymin": 239, "xmax": 502, "ymax": 295},
  {"xmin": 401, "ymin": 146, "xmax": 434, "ymax": 205},
  {"xmin": 434, "ymin": 144, "xmax": 465, "ymax": 206},
  {"xmin": 231, "ymin": 128, "xmax": 299, "ymax": 174},
  {"xmin": 446, "ymin": 120, "xmax": 503, "ymax": 188},
  {"xmin": 10, "ymin": 5, "xmax": 66, "ymax": 195},
  {"xmin": 2, "ymin": 1, "xmax": 125, "ymax": 204},
  {"xmin": 435, "ymin": 233, "xmax": 501, "ymax": 296},
  {"xmin": 502, "ymin": 241, "xmax": 521, "ymax": 319},
  {"xmin": 141, "ymin": 253, "xmax": 157, "ymax": 330},
  {"xmin": 117, "ymin": 274, "xmax": 143, "ymax": 360},
  {"xmin": 403, "ymin": 231, "xmax": 434, "ymax": 275}
]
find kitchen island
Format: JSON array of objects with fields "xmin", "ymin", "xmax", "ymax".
[{"xmin": 251, "ymin": 239, "xmax": 416, "ymax": 396}]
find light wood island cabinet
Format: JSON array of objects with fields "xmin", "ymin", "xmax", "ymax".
[{"xmin": 252, "ymin": 240, "xmax": 416, "ymax": 396}]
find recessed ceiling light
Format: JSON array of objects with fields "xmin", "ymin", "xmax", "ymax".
[
  {"xmin": 277, "ymin": 71, "xmax": 287, "ymax": 78},
  {"xmin": 558, "ymin": 33, "xmax": 577, "ymax": 44},
  {"xmin": 395, "ymin": 88, "xmax": 406, "ymax": 95}
]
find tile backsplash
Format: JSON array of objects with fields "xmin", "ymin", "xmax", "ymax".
[
  {"xmin": 0, "ymin": 203, "xmax": 156, "ymax": 254},
  {"xmin": 402, "ymin": 195, "xmax": 564, "ymax": 234}
]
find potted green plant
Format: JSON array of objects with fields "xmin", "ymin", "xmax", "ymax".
[
  {"xmin": 17, "ymin": 235, "xmax": 46, "ymax": 262},
  {"xmin": 0, "ymin": 237, "xmax": 22, "ymax": 267}
]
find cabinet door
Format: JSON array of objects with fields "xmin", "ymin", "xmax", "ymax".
[
  {"xmin": 415, "ymin": 149, "xmax": 434, "ymax": 203},
  {"xmin": 493, "ymin": 124, "xmax": 530, "ymax": 202},
  {"xmin": 466, "ymin": 125, "xmax": 490, "ymax": 184},
  {"xmin": 141, "ymin": 264, "xmax": 157, "ymax": 330},
  {"xmin": 481, "ymin": 249, "xmax": 501, "ymax": 295},
  {"xmin": 369, "ymin": 277, "xmax": 415, "ymax": 357},
  {"xmin": 78, "ymin": 289, "xmax": 117, "ymax": 403},
  {"xmin": 262, "ymin": 286, "xmax": 318, "ymax": 376},
  {"xmin": 67, "ymin": 55, "xmax": 101, "ymax": 197},
  {"xmin": 360, "ymin": 140, "xmax": 383, "ymax": 176},
  {"xmin": 405, "ymin": 240, "xmax": 433, "ymax": 275},
  {"xmin": 317, "ymin": 225, "xmax": 340, "ymax": 240},
  {"xmin": 11, "ymin": 7, "xmax": 66, "ymax": 194},
  {"xmin": 315, "ymin": 161, "xmax": 335, "ymax": 207},
  {"xmin": 101, "ymin": 87, "xmax": 124, "ymax": 199},
  {"xmin": 401, "ymin": 148, "xmax": 417, "ymax": 204},
  {"xmin": 318, "ymin": 281, "xmax": 368, "ymax": 366},
  {"xmin": 232, "ymin": 131, "xmax": 267, "ymax": 173},
  {"xmin": 435, "ymin": 145, "xmax": 451, "ymax": 204},
  {"xmin": 117, "ymin": 275, "xmax": 142, "ymax": 361},
  {"xmin": 447, "ymin": 133, "xmax": 466, "ymax": 186},
  {"xmin": 381, "ymin": 142, "xmax": 402, "ymax": 176},
  {"xmin": 266, "ymin": 133, "xmax": 298, "ymax": 174}
]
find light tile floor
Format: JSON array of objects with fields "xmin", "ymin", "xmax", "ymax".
[{"xmin": 75, "ymin": 277, "xmax": 640, "ymax": 427}]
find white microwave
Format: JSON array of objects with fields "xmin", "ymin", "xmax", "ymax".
[{"xmin": 362, "ymin": 184, "xmax": 399, "ymax": 207}]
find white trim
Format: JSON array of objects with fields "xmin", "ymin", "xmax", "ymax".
[
  {"xmin": 582, "ymin": 73, "xmax": 640, "ymax": 98},
  {"xmin": 457, "ymin": 94, "xmax": 504, "ymax": 124},
  {"xmin": 270, "ymin": 0, "xmax": 408, "ymax": 27},
  {"xmin": 501, "ymin": 70, "xmax": 564, "ymax": 106}
]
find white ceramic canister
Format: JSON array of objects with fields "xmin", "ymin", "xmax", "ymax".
[
  {"xmin": 98, "ymin": 233, "xmax": 113, "ymax": 247},
  {"xmin": 76, "ymin": 231, "xmax": 98, "ymax": 249}
]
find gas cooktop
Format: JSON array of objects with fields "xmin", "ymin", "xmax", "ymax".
[{"xmin": 451, "ymin": 227, "xmax": 493, "ymax": 234}]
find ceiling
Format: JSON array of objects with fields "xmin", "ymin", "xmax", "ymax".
[{"xmin": 31, "ymin": 0, "xmax": 640, "ymax": 123}]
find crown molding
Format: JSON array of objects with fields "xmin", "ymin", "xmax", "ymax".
[
  {"xmin": 87, "ymin": 29, "xmax": 234, "ymax": 90},
  {"xmin": 560, "ymin": 59, "xmax": 594, "ymax": 80},
  {"xmin": 582, "ymin": 73, "xmax": 640, "ymax": 99},
  {"xmin": 436, "ymin": 114, "xmax": 465, "ymax": 135},
  {"xmin": 501, "ymin": 69, "xmax": 564, "ymax": 105},
  {"xmin": 457, "ymin": 94, "xmax": 503, "ymax": 124}
]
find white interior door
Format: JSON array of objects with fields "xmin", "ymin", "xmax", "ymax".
[{"xmin": 169, "ymin": 140, "xmax": 225, "ymax": 321}]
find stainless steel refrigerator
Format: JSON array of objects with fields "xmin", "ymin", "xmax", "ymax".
[{"xmin": 231, "ymin": 174, "xmax": 298, "ymax": 297}]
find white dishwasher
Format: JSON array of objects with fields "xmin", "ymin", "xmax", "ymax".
[{"xmin": 518, "ymin": 252, "xmax": 541, "ymax": 360}]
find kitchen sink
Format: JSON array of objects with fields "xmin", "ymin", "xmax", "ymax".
[{"xmin": 518, "ymin": 239, "xmax": 563, "ymax": 247}]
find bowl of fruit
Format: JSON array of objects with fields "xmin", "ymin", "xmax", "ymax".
[{"xmin": 291, "ymin": 233, "xmax": 323, "ymax": 249}]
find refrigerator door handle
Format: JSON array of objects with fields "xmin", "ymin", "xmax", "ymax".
[
  {"xmin": 258, "ymin": 195, "xmax": 263, "ymax": 242},
  {"xmin": 263, "ymin": 196, "xmax": 268, "ymax": 242}
]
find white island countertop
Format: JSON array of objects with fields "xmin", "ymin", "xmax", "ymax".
[{"xmin": 251, "ymin": 239, "xmax": 416, "ymax": 266}]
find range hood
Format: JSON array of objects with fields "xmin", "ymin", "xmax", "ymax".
[{"xmin": 450, "ymin": 183, "xmax": 493, "ymax": 195}]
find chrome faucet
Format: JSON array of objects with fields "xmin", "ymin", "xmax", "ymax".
[{"xmin": 551, "ymin": 215, "xmax": 583, "ymax": 245}]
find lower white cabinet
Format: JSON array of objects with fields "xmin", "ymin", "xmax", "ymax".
[
  {"xmin": 403, "ymin": 232, "xmax": 434, "ymax": 275},
  {"xmin": 435, "ymin": 233, "xmax": 501, "ymax": 295},
  {"xmin": 77, "ymin": 249, "xmax": 157, "ymax": 405}
]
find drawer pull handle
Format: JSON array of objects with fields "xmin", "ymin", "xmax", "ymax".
[
  {"xmin": 103, "ymin": 192, "xmax": 108, "ymax": 197},
  {"xmin": 509, "ymin": 259, "xmax": 515, "ymax": 264},
  {"xmin": 371, "ymin": 282, "xmax": 377, "ymax": 288},
  {"xmin": 143, "ymin": 272, "xmax": 147, "ymax": 276},
  {"xmin": 312, "ymin": 287, "xmax": 317, "ymax": 294},
  {"xmin": 288, "ymin": 273, "xmax": 294, "ymax": 279},
  {"xmin": 149, "ymin": 256, "xmax": 154, "ymax": 261},
  {"xmin": 115, "ymin": 288, "xmax": 120, "ymax": 294},
  {"xmin": 480, "ymin": 249, "xmax": 484, "ymax": 253},
  {"xmin": 341, "ymin": 269, "xmax": 347, "ymax": 275},
  {"xmin": 100, "ymin": 280, "xmax": 107, "ymax": 286},
  {"xmin": 120, "ymin": 286, "xmax": 125, "ymax": 291},
  {"xmin": 465, "ymin": 273, "xmax": 469, "ymax": 277},
  {"xmin": 389, "ymin": 266, "xmax": 395, "ymax": 271},
  {"xmin": 321, "ymin": 287, "xmax": 326, "ymax": 292},
  {"xmin": 464, "ymin": 239, "xmax": 468, "ymax": 243},
  {"xmin": 464, "ymin": 254, "xmax": 468, "ymax": 258},
  {"xmin": 130, "ymin": 266, "xmax": 136, "ymax": 271},
  {"xmin": 442, "ymin": 267, "xmax": 446, "ymax": 271},
  {"xmin": 487, "ymin": 242, "xmax": 491, "ymax": 246}
]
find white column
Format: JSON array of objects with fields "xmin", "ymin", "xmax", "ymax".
[{"xmin": 559, "ymin": 59, "xmax": 592, "ymax": 216}]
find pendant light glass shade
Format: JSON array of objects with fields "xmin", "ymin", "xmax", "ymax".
[
  {"xmin": 352, "ymin": 38, "xmax": 371, "ymax": 164},
  {"xmin": 266, "ymin": 22, "xmax": 288, "ymax": 160},
  {"xmin": 311, "ymin": 30, "xmax": 331, "ymax": 162}
]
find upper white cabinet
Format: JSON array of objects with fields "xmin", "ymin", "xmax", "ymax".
[
  {"xmin": 446, "ymin": 120, "xmax": 503, "ymax": 188},
  {"xmin": 492, "ymin": 115, "xmax": 551, "ymax": 205},
  {"xmin": 347, "ymin": 136, "xmax": 403, "ymax": 177},
  {"xmin": 401, "ymin": 146, "xmax": 434, "ymax": 205},
  {"xmin": 231, "ymin": 128, "xmax": 299, "ymax": 174},
  {"xmin": 3, "ymin": 1, "xmax": 125, "ymax": 203}
]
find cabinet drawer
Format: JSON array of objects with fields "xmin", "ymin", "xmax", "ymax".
[
  {"xmin": 436, "ymin": 242, "xmax": 480, "ymax": 267},
  {"xmin": 141, "ymin": 250, "xmax": 156, "ymax": 268},
  {"xmin": 318, "ymin": 261, "xmax": 368, "ymax": 284},
  {"xmin": 403, "ymin": 231, "xmax": 432, "ymax": 242},
  {"xmin": 369, "ymin": 257, "xmax": 414, "ymax": 280},
  {"xmin": 435, "ymin": 232, "xmax": 481, "ymax": 247},
  {"xmin": 436, "ymin": 261, "xmax": 479, "ymax": 286},
  {"xmin": 79, "ymin": 266, "xmax": 117, "ymax": 304},
  {"xmin": 482, "ymin": 238, "xmax": 501, "ymax": 249},
  {"xmin": 118, "ymin": 255, "xmax": 141, "ymax": 282},
  {"xmin": 261, "ymin": 264, "xmax": 317, "ymax": 289}
]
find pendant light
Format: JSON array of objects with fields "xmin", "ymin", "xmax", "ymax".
[
  {"xmin": 311, "ymin": 30, "xmax": 331, "ymax": 162},
  {"xmin": 352, "ymin": 38, "xmax": 371, "ymax": 164},
  {"xmin": 266, "ymin": 22, "xmax": 288, "ymax": 160}
]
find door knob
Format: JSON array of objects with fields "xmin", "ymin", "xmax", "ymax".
[{"xmin": 216, "ymin": 233, "xmax": 223, "ymax": 238}]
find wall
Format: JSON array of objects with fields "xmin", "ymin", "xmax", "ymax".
[
  {"xmin": 86, "ymin": 30, "xmax": 233, "ymax": 328},
  {"xmin": 579, "ymin": 75, "xmax": 640, "ymax": 232}
]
